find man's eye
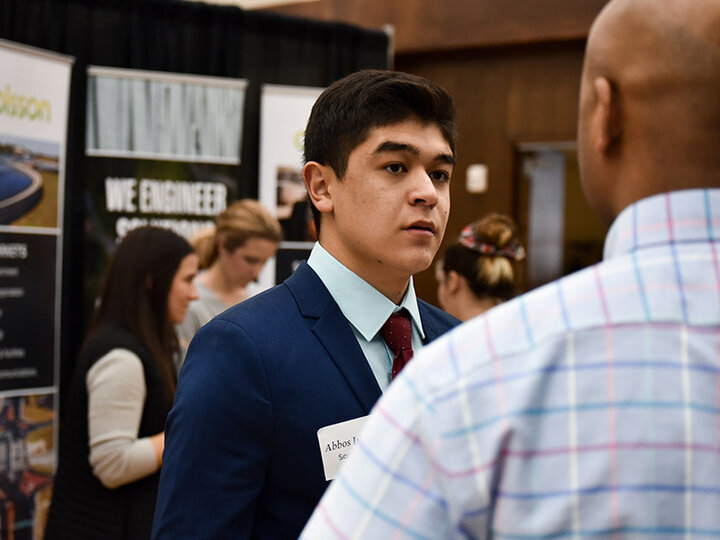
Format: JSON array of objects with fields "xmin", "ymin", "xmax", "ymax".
[
  {"xmin": 429, "ymin": 170, "xmax": 451, "ymax": 182},
  {"xmin": 385, "ymin": 163, "xmax": 406, "ymax": 174}
]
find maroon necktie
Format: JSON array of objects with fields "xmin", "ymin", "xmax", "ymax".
[{"xmin": 381, "ymin": 309, "xmax": 414, "ymax": 379}]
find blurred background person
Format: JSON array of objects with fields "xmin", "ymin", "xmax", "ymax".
[
  {"xmin": 175, "ymin": 199, "xmax": 282, "ymax": 369},
  {"xmin": 435, "ymin": 213, "xmax": 524, "ymax": 321},
  {"xmin": 45, "ymin": 226, "xmax": 198, "ymax": 540}
]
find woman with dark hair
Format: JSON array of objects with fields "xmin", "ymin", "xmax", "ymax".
[
  {"xmin": 45, "ymin": 226, "xmax": 198, "ymax": 540},
  {"xmin": 436, "ymin": 213, "xmax": 525, "ymax": 321}
]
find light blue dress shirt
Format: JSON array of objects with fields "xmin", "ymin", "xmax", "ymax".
[{"xmin": 307, "ymin": 242, "xmax": 426, "ymax": 392}]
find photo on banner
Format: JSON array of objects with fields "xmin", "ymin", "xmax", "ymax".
[
  {"xmin": 258, "ymin": 84, "xmax": 323, "ymax": 290},
  {"xmin": 83, "ymin": 66, "xmax": 248, "ymax": 325},
  {"xmin": 0, "ymin": 38, "xmax": 72, "ymax": 540}
]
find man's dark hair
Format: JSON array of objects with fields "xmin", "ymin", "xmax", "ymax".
[{"xmin": 303, "ymin": 69, "xmax": 457, "ymax": 233}]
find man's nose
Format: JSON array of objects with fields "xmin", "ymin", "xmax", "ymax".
[{"xmin": 409, "ymin": 169, "xmax": 439, "ymax": 207}]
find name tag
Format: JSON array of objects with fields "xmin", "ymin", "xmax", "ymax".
[{"xmin": 317, "ymin": 416, "xmax": 368, "ymax": 481}]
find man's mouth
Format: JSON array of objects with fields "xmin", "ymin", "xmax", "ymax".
[{"xmin": 407, "ymin": 221, "xmax": 435, "ymax": 233}]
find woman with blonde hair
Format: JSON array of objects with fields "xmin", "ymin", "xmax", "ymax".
[
  {"xmin": 175, "ymin": 199, "xmax": 282, "ymax": 366},
  {"xmin": 436, "ymin": 213, "xmax": 525, "ymax": 321}
]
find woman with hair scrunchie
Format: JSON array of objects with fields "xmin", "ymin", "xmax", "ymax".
[{"xmin": 436, "ymin": 213, "xmax": 525, "ymax": 321}]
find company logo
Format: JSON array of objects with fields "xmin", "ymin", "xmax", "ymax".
[{"xmin": 0, "ymin": 84, "xmax": 51, "ymax": 123}]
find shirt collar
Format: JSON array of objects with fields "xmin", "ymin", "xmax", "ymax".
[
  {"xmin": 603, "ymin": 188, "xmax": 720, "ymax": 260},
  {"xmin": 307, "ymin": 243, "xmax": 426, "ymax": 342}
]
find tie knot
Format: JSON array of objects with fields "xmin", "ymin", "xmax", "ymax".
[{"xmin": 380, "ymin": 309, "xmax": 412, "ymax": 356}]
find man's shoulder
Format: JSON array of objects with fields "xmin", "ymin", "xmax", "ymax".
[
  {"xmin": 207, "ymin": 264, "xmax": 330, "ymax": 330},
  {"xmin": 476, "ymin": 261, "xmax": 602, "ymax": 352},
  {"xmin": 423, "ymin": 263, "xmax": 600, "ymax": 365},
  {"xmin": 213, "ymin": 281, "xmax": 297, "ymax": 326}
]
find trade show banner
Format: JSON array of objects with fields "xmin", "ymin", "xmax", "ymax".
[
  {"xmin": 0, "ymin": 38, "xmax": 72, "ymax": 540},
  {"xmin": 258, "ymin": 84, "xmax": 323, "ymax": 290},
  {"xmin": 84, "ymin": 67, "xmax": 247, "ymax": 322}
]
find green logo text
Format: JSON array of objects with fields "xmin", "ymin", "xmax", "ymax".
[{"xmin": 0, "ymin": 84, "xmax": 52, "ymax": 123}]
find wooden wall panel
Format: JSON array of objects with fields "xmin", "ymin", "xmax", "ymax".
[
  {"xmin": 506, "ymin": 47, "xmax": 584, "ymax": 141},
  {"xmin": 266, "ymin": 0, "xmax": 608, "ymax": 53}
]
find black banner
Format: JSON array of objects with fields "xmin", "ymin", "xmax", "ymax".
[{"xmin": 0, "ymin": 233, "xmax": 56, "ymax": 392}]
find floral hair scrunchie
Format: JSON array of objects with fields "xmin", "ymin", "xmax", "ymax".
[{"xmin": 458, "ymin": 224, "xmax": 526, "ymax": 261}]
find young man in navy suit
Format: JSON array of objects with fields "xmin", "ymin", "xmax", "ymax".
[{"xmin": 152, "ymin": 69, "xmax": 461, "ymax": 540}]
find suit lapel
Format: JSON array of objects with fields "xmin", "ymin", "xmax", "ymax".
[
  {"xmin": 286, "ymin": 263, "xmax": 382, "ymax": 414},
  {"xmin": 312, "ymin": 307, "xmax": 382, "ymax": 413},
  {"xmin": 419, "ymin": 302, "xmax": 440, "ymax": 344},
  {"xmin": 418, "ymin": 300, "xmax": 458, "ymax": 344}
]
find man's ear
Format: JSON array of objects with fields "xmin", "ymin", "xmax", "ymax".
[
  {"xmin": 591, "ymin": 76, "xmax": 622, "ymax": 153},
  {"xmin": 303, "ymin": 161, "xmax": 334, "ymax": 215}
]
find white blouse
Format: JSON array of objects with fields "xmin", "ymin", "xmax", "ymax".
[{"xmin": 85, "ymin": 348, "xmax": 160, "ymax": 489}]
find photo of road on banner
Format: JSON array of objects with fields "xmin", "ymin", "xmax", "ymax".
[{"xmin": 0, "ymin": 134, "xmax": 60, "ymax": 228}]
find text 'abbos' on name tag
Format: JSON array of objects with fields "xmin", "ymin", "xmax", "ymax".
[{"xmin": 317, "ymin": 416, "xmax": 368, "ymax": 481}]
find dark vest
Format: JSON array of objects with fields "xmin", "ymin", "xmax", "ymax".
[{"xmin": 45, "ymin": 324, "xmax": 172, "ymax": 540}]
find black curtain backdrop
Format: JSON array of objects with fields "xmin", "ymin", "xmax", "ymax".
[{"xmin": 0, "ymin": 0, "xmax": 389, "ymax": 399}]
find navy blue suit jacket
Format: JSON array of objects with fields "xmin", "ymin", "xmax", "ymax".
[{"xmin": 152, "ymin": 263, "xmax": 460, "ymax": 539}]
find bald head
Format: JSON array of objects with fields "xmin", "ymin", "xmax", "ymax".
[{"xmin": 578, "ymin": 0, "xmax": 720, "ymax": 225}]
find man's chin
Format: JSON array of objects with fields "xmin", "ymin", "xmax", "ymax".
[{"xmin": 404, "ymin": 254, "xmax": 437, "ymax": 276}]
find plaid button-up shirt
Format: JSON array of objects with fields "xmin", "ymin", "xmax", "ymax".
[{"xmin": 302, "ymin": 188, "xmax": 720, "ymax": 540}]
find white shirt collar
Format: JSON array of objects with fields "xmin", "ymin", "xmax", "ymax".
[{"xmin": 307, "ymin": 242, "xmax": 426, "ymax": 342}]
